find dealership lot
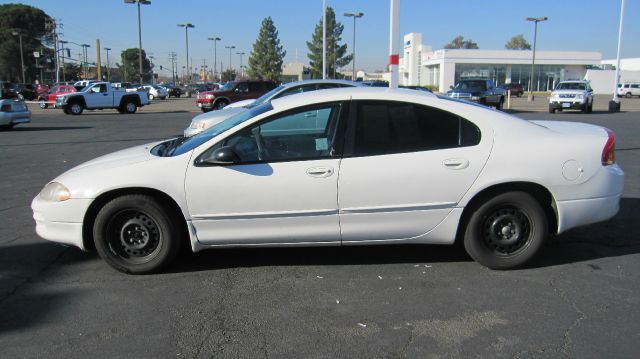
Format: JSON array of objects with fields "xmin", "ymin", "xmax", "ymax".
[{"xmin": 1, "ymin": 101, "xmax": 639, "ymax": 358}]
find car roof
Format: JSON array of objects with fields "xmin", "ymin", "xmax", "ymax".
[{"xmin": 280, "ymin": 79, "xmax": 360, "ymax": 88}]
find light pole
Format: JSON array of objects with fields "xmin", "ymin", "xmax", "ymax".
[
  {"xmin": 177, "ymin": 23, "xmax": 195, "ymax": 82},
  {"xmin": 236, "ymin": 52, "xmax": 245, "ymax": 79},
  {"xmin": 526, "ymin": 16, "xmax": 548, "ymax": 101},
  {"xmin": 208, "ymin": 36, "xmax": 221, "ymax": 81},
  {"xmin": 12, "ymin": 32, "xmax": 25, "ymax": 83},
  {"xmin": 81, "ymin": 44, "xmax": 91, "ymax": 79},
  {"xmin": 344, "ymin": 12, "xmax": 364, "ymax": 81},
  {"xmin": 125, "ymin": 0, "xmax": 150, "ymax": 84},
  {"xmin": 59, "ymin": 40, "xmax": 68, "ymax": 82},
  {"xmin": 225, "ymin": 45, "xmax": 235, "ymax": 80},
  {"xmin": 610, "ymin": 0, "xmax": 626, "ymax": 112},
  {"xmin": 104, "ymin": 47, "xmax": 111, "ymax": 82},
  {"xmin": 322, "ymin": 0, "xmax": 327, "ymax": 79}
]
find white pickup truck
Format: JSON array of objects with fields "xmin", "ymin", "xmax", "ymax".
[{"xmin": 56, "ymin": 82, "xmax": 150, "ymax": 115}]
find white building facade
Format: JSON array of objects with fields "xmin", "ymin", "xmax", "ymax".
[{"xmin": 399, "ymin": 32, "xmax": 602, "ymax": 93}]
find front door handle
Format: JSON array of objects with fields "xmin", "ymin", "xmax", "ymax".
[
  {"xmin": 306, "ymin": 166, "xmax": 333, "ymax": 178},
  {"xmin": 443, "ymin": 158, "xmax": 469, "ymax": 170}
]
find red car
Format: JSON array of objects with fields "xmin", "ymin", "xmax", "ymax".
[
  {"xmin": 39, "ymin": 85, "xmax": 77, "ymax": 109},
  {"xmin": 196, "ymin": 80, "xmax": 276, "ymax": 112},
  {"xmin": 36, "ymin": 84, "xmax": 50, "ymax": 97}
]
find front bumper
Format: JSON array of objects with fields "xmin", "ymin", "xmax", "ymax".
[
  {"xmin": 31, "ymin": 195, "xmax": 93, "ymax": 250},
  {"xmin": 196, "ymin": 99, "xmax": 214, "ymax": 109},
  {"xmin": 0, "ymin": 110, "xmax": 31, "ymax": 126},
  {"xmin": 549, "ymin": 99, "xmax": 587, "ymax": 110}
]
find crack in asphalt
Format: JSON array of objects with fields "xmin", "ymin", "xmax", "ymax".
[
  {"xmin": 550, "ymin": 272, "xmax": 587, "ymax": 357},
  {"xmin": 0, "ymin": 204, "xmax": 28, "ymax": 213},
  {"xmin": 0, "ymin": 246, "xmax": 68, "ymax": 305}
]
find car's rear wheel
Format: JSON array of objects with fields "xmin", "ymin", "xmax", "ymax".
[
  {"xmin": 39, "ymin": 100, "xmax": 48, "ymax": 109},
  {"xmin": 548, "ymin": 106, "xmax": 555, "ymax": 114},
  {"xmin": 463, "ymin": 191, "xmax": 547, "ymax": 270},
  {"xmin": 149, "ymin": 93, "xmax": 154, "ymax": 100},
  {"xmin": 625, "ymin": 92, "xmax": 632, "ymax": 98},
  {"xmin": 93, "ymin": 195, "xmax": 183, "ymax": 274},
  {"xmin": 123, "ymin": 101, "xmax": 137, "ymax": 114}
]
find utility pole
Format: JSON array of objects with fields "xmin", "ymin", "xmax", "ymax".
[
  {"xmin": 208, "ymin": 36, "xmax": 221, "ymax": 81},
  {"xmin": 125, "ymin": 0, "xmax": 151, "ymax": 84},
  {"xmin": 95, "ymin": 39, "xmax": 102, "ymax": 81},
  {"xmin": 236, "ymin": 52, "xmax": 245, "ymax": 79},
  {"xmin": 104, "ymin": 47, "xmax": 111, "ymax": 81},
  {"xmin": 225, "ymin": 45, "xmax": 235, "ymax": 79},
  {"xmin": 177, "ymin": 23, "xmax": 195, "ymax": 82},
  {"xmin": 12, "ymin": 32, "xmax": 26, "ymax": 83},
  {"xmin": 81, "ymin": 44, "xmax": 91, "ymax": 79},
  {"xmin": 59, "ymin": 40, "xmax": 68, "ymax": 82},
  {"xmin": 526, "ymin": 16, "xmax": 548, "ymax": 100}
]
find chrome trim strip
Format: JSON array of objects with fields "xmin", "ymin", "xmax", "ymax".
[
  {"xmin": 340, "ymin": 202, "xmax": 456, "ymax": 214},
  {"xmin": 192, "ymin": 209, "xmax": 338, "ymax": 221}
]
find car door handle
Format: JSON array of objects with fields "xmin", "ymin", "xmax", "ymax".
[
  {"xmin": 443, "ymin": 158, "xmax": 469, "ymax": 170},
  {"xmin": 306, "ymin": 167, "xmax": 333, "ymax": 178}
]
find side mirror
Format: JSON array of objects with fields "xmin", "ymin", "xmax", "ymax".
[
  {"xmin": 449, "ymin": 85, "xmax": 454, "ymax": 89},
  {"xmin": 199, "ymin": 146, "xmax": 240, "ymax": 166}
]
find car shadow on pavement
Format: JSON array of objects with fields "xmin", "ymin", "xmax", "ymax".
[
  {"xmin": 7, "ymin": 126, "xmax": 93, "ymax": 132},
  {"xmin": 167, "ymin": 197, "xmax": 640, "ymax": 274}
]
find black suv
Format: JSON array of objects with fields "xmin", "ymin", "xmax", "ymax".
[{"xmin": 446, "ymin": 78, "xmax": 506, "ymax": 109}]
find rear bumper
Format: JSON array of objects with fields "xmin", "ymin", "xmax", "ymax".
[{"xmin": 0, "ymin": 110, "xmax": 31, "ymax": 126}]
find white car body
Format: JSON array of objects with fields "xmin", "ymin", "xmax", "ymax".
[
  {"xmin": 32, "ymin": 88, "xmax": 624, "ymax": 272},
  {"xmin": 184, "ymin": 79, "xmax": 359, "ymax": 137},
  {"xmin": 549, "ymin": 81, "xmax": 594, "ymax": 113},
  {"xmin": 617, "ymin": 83, "xmax": 640, "ymax": 98},
  {"xmin": 143, "ymin": 85, "xmax": 168, "ymax": 100}
]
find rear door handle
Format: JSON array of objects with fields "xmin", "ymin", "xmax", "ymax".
[
  {"xmin": 306, "ymin": 166, "xmax": 333, "ymax": 178},
  {"xmin": 443, "ymin": 158, "xmax": 469, "ymax": 170}
]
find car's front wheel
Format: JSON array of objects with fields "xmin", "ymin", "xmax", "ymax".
[
  {"xmin": 39, "ymin": 100, "xmax": 48, "ymax": 109},
  {"xmin": 93, "ymin": 195, "xmax": 183, "ymax": 274},
  {"xmin": 463, "ymin": 191, "xmax": 547, "ymax": 270},
  {"xmin": 213, "ymin": 99, "xmax": 228, "ymax": 110},
  {"xmin": 69, "ymin": 102, "xmax": 84, "ymax": 115}
]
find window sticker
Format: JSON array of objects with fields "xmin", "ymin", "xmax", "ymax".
[{"xmin": 315, "ymin": 138, "xmax": 329, "ymax": 151}]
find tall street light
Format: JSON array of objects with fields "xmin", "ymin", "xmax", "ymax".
[
  {"xmin": 81, "ymin": 44, "xmax": 91, "ymax": 79},
  {"xmin": 322, "ymin": 0, "xmax": 326, "ymax": 79},
  {"xmin": 104, "ymin": 47, "xmax": 111, "ymax": 82},
  {"xmin": 208, "ymin": 36, "xmax": 221, "ymax": 81},
  {"xmin": 12, "ymin": 32, "xmax": 25, "ymax": 83},
  {"xmin": 344, "ymin": 12, "xmax": 364, "ymax": 81},
  {"xmin": 125, "ymin": 0, "xmax": 150, "ymax": 84},
  {"xmin": 177, "ymin": 23, "xmax": 195, "ymax": 82},
  {"xmin": 526, "ymin": 16, "xmax": 548, "ymax": 101},
  {"xmin": 236, "ymin": 52, "xmax": 245, "ymax": 79},
  {"xmin": 610, "ymin": 0, "xmax": 626, "ymax": 112},
  {"xmin": 225, "ymin": 45, "xmax": 235, "ymax": 80}
]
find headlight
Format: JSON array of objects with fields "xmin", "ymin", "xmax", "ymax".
[
  {"xmin": 551, "ymin": 93, "xmax": 558, "ymax": 98},
  {"xmin": 190, "ymin": 121, "xmax": 207, "ymax": 130},
  {"xmin": 39, "ymin": 182, "xmax": 71, "ymax": 202},
  {"xmin": 206, "ymin": 94, "xmax": 215, "ymax": 100}
]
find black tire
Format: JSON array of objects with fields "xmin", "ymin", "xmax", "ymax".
[
  {"xmin": 93, "ymin": 195, "xmax": 183, "ymax": 274},
  {"xmin": 213, "ymin": 99, "xmax": 228, "ymax": 110},
  {"xmin": 496, "ymin": 97, "xmax": 504, "ymax": 110},
  {"xmin": 39, "ymin": 100, "xmax": 48, "ymax": 109},
  {"xmin": 582, "ymin": 102, "xmax": 588, "ymax": 113},
  {"xmin": 587, "ymin": 100, "xmax": 593, "ymax": 113},
  {"xmin": 69, "ymin": 101, "xmax": 84, "ymax": 115},
  {"xmin": 517, "ymin": 91, "xmax": 523, "ymax": 98},
  {"xmin": 123, "ymin": 100, "xmax": 137, "ymax": 114},
  {"xmin": 201, "ymin": 107, "xmax": 210, "ymax": 113},
  {"xmin": 0, "ymin": 124, "xmax": 14, "ymax": 130},
  {"xmin": 63, "ymin": 107, "xmax": 71, "ymax": 115},
  {"xmin": 463, "ymin": 191, "xmax": 548, "ymax": 270},
  {"xmin": 625, "ymin": 92, "xmax": 632, "ymax": 98},
  {"xmin": 160, "ymin": 96, "xmax": 167, "ymax": 100},
  {"xmin": 548, "ymin": 106, "xmax": 555, "ymax": 114},
  {"xmin": 176, "ymin": 94, "xmax": 181, "ymax": 98}
]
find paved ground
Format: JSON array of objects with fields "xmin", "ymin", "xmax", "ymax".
[{"xmin": 1, "ymin": 101, "xmax": 639, "ymax": 358}]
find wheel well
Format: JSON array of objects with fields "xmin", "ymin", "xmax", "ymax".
[
  {"xmin": 455, "ymin": 182, "xmax": 558, "ymax": 244},
  {"xmin": 82, "ymin": 187, "xmax": 189, "ymax": 252},
  {"xmin": 68, "ymin": 96, "xmax": 86, "ymax": 107},
  {"xmin": 120, "ymin": 95, "xmax": 141, "ymax": 107},
  {"xmin": 214, "ymin": 97, "xmax": 230, "ymax": 106}
]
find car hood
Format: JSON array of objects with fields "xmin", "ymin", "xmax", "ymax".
[
  {"xmin": 64, "ymin": 142, "xmax": 160, "ymax": 174},
  {"xmin": 191, "ymin": 106, "xmax": 247, "ymax": 124},
  {"xmin": 552, "ymin": 89, "xmax": 587, "ymax": 95}
]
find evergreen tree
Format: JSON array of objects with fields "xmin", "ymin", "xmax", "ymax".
[
  {"xmin": 118, "ymin": 48, "xmax": 152, "ymax": 83},
  {"xmin": 306, "ymin": 6, "xmax": 352, "ymax": 79},
  {"xmin": 247, "ymin": 17, "xmax": 286, "ymax": 82}
]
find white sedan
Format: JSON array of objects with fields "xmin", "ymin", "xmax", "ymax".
[{"xmin": 32, "ymin": 88, "xmax": 624, "ymax": 274}]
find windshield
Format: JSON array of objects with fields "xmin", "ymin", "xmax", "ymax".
[
  {"xmin": 453, "ymin": 80, "xmax": 486, "ymax": 90},
  {"xmin": 80, "ymin": 86, "xmax": 91, "ymax": 92},
  {"xmin": 218, "ymin": 82, "xmax": 236, "ymax": 91},
  {"xmin": 152, "ymin": 102, "xmax": 274, "ymax": 157},
  {"xmin": 244, "ymin": 85, "xmax": 285, "ymax": 109},
  {"xmin": 556, "ymin": 82, "xmax": 586, "ymax": 90}
]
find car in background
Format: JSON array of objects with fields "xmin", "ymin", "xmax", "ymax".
[
  {"xmin": 56, "ymin": 82, "xmax": 149, "ymax": 115},
  {"xmin": 163, "ymin": 84, "xmax": 182, "ymax": 98},
  {"xmin": 360, "ymin": 80, "xmax": 389, "ymax": 87},
  {"xmin": 0, "ymin": 98, "xmax": 31, "ymax": 129},
  {"xmin": 196, "ymin": 80, "xmax": 276, "ymax": 112},
  {"xmin": 400, "ymin": 85, "xmax": 433, "ymax": 92},
  {"xmin": 184, "ymin": 83, "xmax": 218, "ymax": 98},
  {"xmin": 0, "ymin": 81, "xmax": 17, "ymax": 99},
  {"xmin": 15, "ymin": 83, "xmax": 37, "ymax": 101},
  {"xmin": 36, "ymin": 84, "xmax": 50, "ymax": 98},
  {"xmin": 501, "ymin": 83, "xmax": 524, "ymax": 97},
  {"xmin": 549, "ymin": 80, "xmax": 593, "ymax": 113},
  {"xmin": 74, "ymin": 80, "xmax": 98, "ymax": 87},
  {"xmin": 447, "ymin": 78, "xmax": 506, "ymax": 109},
  {"xmin": 185, "ymin": 79, "xmax": 358, "ymax": 136},
  {"xmin": 32, "ymin": 87, "xmax": 623, "ymax": 274},
  {"xmin": 617, "ymin": 83, "xmax": 640, "ymax": 98},
  {"xmin": 143, "ymin": 85, "xmax": 168, "ymax": 100},
  {"xmin": 38, "ymin": 85, "xmax": 78, "ymax": 109}
]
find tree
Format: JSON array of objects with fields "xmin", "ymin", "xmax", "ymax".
[
  {"xmin": 247, "ymin": 17, "xmax": 286, "ymax": 82},
  {"xmin": 306, "ymin": 6, "xmax": 352, "ymax": 79},
  {"xmin": 505, "ymin": 34, "xmax": 531, "ymax": 50},
  {"xmin": 118, "ymin": 48, "xmax": 152, "ymax": 83},
  {"xmin": 221, "ymin": 68, "xmax": 237, "ymax": 82},
  {"xmin": 444, "ymin": 36, "xmax": 479, "ymax": 49},
  {"xmin": 0, "ymin": 4, "xmax": 54, "ymax": 82}
]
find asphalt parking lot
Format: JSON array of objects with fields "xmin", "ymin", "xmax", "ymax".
[{"xmin": 1, "ymin": 98, "xmax": 639, "ymax": 358}]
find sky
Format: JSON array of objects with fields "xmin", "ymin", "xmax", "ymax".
[{"xmin": 3, "ymin": 0, "xmax": 639, "ymax": 74}]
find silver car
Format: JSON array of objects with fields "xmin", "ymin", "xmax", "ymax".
[
  {"xmin": 184, "ymin": 79, "xmax": 358, "ymax": 137},
  {"xmin": 0, "ymin": 99, "xmax": 31, "ymax": 130}
]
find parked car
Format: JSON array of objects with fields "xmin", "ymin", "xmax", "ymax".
[
  {"xmin": 184, "ymin": 83, "xmax": 217, "ymax": 98},
  {"xmin": 196, "ymin": 80, "xmax": 277, "ymax": 112},
  {"xmin": 0, "ymin": 81, "xmax": 17, "ymax": 99},
  {"xmin": 501, "ymin": 83, "xmax": 524, "ymax": 97},
  {"xmin": 32, "ymin": 87, "xmax": 623, "ymax": 274},
  {"xmin": 36, "ymin": 84, "xmax": 50, "ymax": 97},
  {"xmin": 74, "ymin": 80, "xmax": 98, "ymax": 87},
  {"xmin": 143, "ymin": 85, "xmax": 168, "ymax": 100},
  {"xmin": 360, "ymin": 80, "xmax": 389, "ymax": 87},
  {"xmin": 185, "ymin": 79, "xmax": 359, "ymax": 137},
  {"xmin": 0, "ymin": 98, "xmax": 31, "ymax": 129},
  {"xmin": 447, "ymin": 78, "xmax": 506, "ymax": 109},
  {"xmin": 56, "ymin": 82, "xmax": 149, "ymax": 115},
  {"xmin": 15, "ymin": 83, "xmax": 37, "ymax": 101},
  {"xmin": 164, "ymin": 85, "xmax": 182, "ymax": 98},
  {"xmin": 617, "ymin": 83, "xmax": 640, "ymax": 98},
  {"xmin": 548, "ymin": 80, "xmax": 594, "ymax": 113},
  {"xmin": 38, "ymin": 85, "xmax": 78, "ymax": 109}
]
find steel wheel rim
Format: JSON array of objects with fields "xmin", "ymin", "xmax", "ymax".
[
  {"xmin": 39, "ymin": 101, "xmax": 46, "ymax": 109},
  {"xmin": 481, "ymin": 206, "xmax": 532, "ymax": 255},
  {"xmin": 71, "ymin": 104, "xmax": 81, "ymax": 114},
  {"xmin": 126, "ymin": 102, "xmax": 136, "ymax": 112},
  {"xmin": 105, "ymin": 209, "xmax": 162, "ymax": 264}
]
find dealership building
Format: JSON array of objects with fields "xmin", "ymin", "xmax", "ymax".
[{"xmin": 399, "ymin": 32, "xmax": 602, "ymax": 92}]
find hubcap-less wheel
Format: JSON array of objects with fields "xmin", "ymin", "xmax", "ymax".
[
  {"xmin": 70, "ymin": 103, "xmax": 83, "ymax": 115},
  {"xmin": 125, "ymin": 102, "xmax": 136, "ymax": 113},
  {"xmin": 482, "ymin": 207, "xmax": 531, "ymax": 255},
  {"xmin": 107, "ymin": 210, "xmax": 161, "ymax": 264},
  {"xmin": 39, "ymin": 100, "xmax": 47, "ymax": 109}
]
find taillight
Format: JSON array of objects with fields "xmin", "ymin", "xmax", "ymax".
[
  {"xmin": 602, "ymin": 128, "xmax": 616, "ymax": 166},
  {"xmin": 0, "ymin": 104, "xmax": 11, "ymax": 112}
]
